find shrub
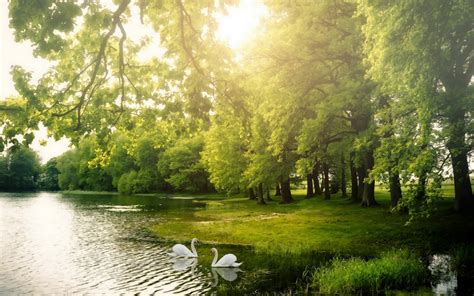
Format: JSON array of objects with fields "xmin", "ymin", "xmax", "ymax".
[{"xmin": 312, "ymin": 250, "xmax": 429, "ymax": 294}]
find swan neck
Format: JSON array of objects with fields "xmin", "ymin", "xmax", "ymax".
[
  {"xmin": 212, "ymin": 250, "xmax": 218, "ymax": 266},
  {"xmin": 191, "ymin": 240, "xmax": 197, "ymax": 256}
]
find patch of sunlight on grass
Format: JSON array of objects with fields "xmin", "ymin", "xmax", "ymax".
[{"xmin": 150, "ymin": 185, "xmax": 474, "ymax": 256}]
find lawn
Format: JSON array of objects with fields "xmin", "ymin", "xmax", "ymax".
[{"xmin": 150, "ymin": 187, "xmax": 474, "ymax": 256}]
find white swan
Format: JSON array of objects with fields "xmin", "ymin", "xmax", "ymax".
[
  {"xmin": 211, "ymin": 248, "xmax": 242, "ymax": 268},
  {"xmin": 168, "ymin": 238, "xmax": 199, "ymax": 258}
]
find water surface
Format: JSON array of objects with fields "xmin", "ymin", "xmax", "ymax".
[
  {"xmin": 1, "ymin": 192, "xmax": 469, "ymax": 295},
  {"xmin": 1, "ymin": 192, "xmax": 325, "ymax": 295}
]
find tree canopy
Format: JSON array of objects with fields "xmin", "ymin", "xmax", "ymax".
[{"xmin": 1, "ymin": 0, "xmax": 472, "ymax": 217}]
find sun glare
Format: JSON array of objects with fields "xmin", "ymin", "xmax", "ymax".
[{"xmin": 216, "ymin": 0, "xmax": 267, "ymax": 50}]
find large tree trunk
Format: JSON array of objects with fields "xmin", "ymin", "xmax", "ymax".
[
  {"xmin": 451, "ymin": 149, "xmax": 473, "ymax": 211},
  {"xmin": 341, "ymin": 155, "xmax": 347, "ymax": 198},
  {"xmin": 313, "ymin": 163, "xmax": 322, "ymax": 195},
  {"xmin": 275, "ymin": 183, "xmax": 281, "ymax": 196},
  {"xmin": 266, "ymin": 187, "xmax": 273, "ymax": 201},
  {"xmin": 442, "ymin": 80, "xmax": 474, "ymax": 212},
  {"xmin": 280, "ymin": 177, "xmax": 293, "ymax": 203},
  {"xmin": 350, "ymin": 153, "xmax": 359, "ymax": 202},
  {"xmin": 306, "ymin": 173, "xmax": 314, "ymax": 198},
  {"xmin": 257, "ymin": 183, "xmax": 266, "ymax": 205},
  {"xmin": 248, "ymin": 188, "xmax": 256, "ymax": 200},
  {"xmin": 323, "ymin": 162, "xmax": 330, "ymax": 200},
  {"xmin": 356, "ymin": 166, "xmax": 365, "ymax": 201},
  {"xmin": 389, "ymin": 172, "xmax": 402, "ymax": 209},
  {"xmin": 360, "ymin": 150, "xmax": 378, "ymax": 207},
  {"xmin": 446, "ymin": 111, "xmax": 473, "ymax": 212}
]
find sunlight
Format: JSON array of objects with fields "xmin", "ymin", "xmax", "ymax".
[{"xmin": 215, "ymin": 0, "xmax": 267, "ymax": 50}]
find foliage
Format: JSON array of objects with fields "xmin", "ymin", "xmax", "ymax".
[
  {"xmin": 2, "ymin": 0, "xmax": 472, "ymax": 219},
  {"xmin": 38, "ymin": 157, "xmax": 60, "ymax": 190},
  {"xmin": 359, "ymin": 0, "xmax": 473, "ymax": 211},
  {"xmin": 56, "ymin": 137, "xmax": 113, "ymax": 191},
  {"xmin": 157, "ymin": 135, "xmax": 212, "ymax": 192},
  {"xmin": 1, "ymin": 145, "xmax": 41, "ymax": 191},
  {"xmin": 117, "ymin": 170, "xmax": 153, "ymax": 194},
  {"xmin": 312, "ymin": 250, "xmax": 429, "ymax": 294}
]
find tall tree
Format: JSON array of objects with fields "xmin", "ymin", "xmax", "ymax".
[{"xmin": 359, "ymin": 0, "xmax": 473, "ymax": 212}]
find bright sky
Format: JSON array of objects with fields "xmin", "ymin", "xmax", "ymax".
[{"xmin": 1, "ymin": 0, "xmax": 266, "ymax": 163}]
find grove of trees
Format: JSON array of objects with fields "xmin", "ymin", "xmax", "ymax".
[{"xmin": 1, "ymin": 0, "xmax": 472, "ymax": 218}]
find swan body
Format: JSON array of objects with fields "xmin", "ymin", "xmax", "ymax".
[
  {"xmin": 168, "ymin": 238, "xmax": 198, "ymax": 258},
  {"xmin": 211, "ymin": 248, "xmax": 242, "ymax": 268}
]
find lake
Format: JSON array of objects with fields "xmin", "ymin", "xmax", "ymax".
[
  {"xmin": 0, "ymin": 192, "xmax": 327, "ymax": 294},
  {"xmin": 0, "ymin": 192, "xmax": 467, "ymax": 295}
]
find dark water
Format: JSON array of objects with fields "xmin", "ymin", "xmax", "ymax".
[
  {"xmin": 0, "ymin": 192, "xmax": 325, "ymax": 295},
  {"xmin": 0, "ymin": 192, "xmax": 469, "ymax": 295}
]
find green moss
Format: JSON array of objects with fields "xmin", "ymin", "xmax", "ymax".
[
  {"xmin": 150, "ymin": 188, "xmax": 474, "ymax": 256},
  {"xmin": 312, "ymin": 250, "xmax": 429, "ymax": 294}
]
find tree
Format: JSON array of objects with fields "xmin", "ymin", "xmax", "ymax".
[
  {"xmin": 56, "ymin": 137, "xmax": 113, "ymax": 191},
  {"xmin": 7, "ymin": 0, "xmax": 234, "ymax": 144},
  {"xmin": 359, "ymin": 0, "xmax": 473, "ymax": 212},
  {"xmin": 39, "ymin": 157, "xmax": 60, "ymax": 191},
  {"xmin": 0, "ymin": 156, "xmax": 10, "ymax": 190},
  {"xmin": 6, "ymin": 145, "xmax": 41, "ymax": 191},
  {"xmin": 157, "ymin": 135, "xmax": 213, "ymax": 192}
]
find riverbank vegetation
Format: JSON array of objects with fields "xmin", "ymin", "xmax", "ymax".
[{"xmin": 312, "ymin": 250, "xmax": 429, "ymax": 294}]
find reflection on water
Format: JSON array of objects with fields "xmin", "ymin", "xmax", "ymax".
[
  {"xmin": 0, "ymin": 192, "xmax": 319, "ymax": 294},
  {"xmin": 211, "ymin": 268, "xmax": 242, "ymax": 287},
  {"xmin": 1, "ymin": 192, "xmax": 466, "ymax": 294},
  {"xmin": 0, "ymin": 192, "xmax": 211, "ymax": 294},
  {"xmin": 171, "ymin": 258, "xmax": 198, "ymax": 272},
  {"xmin": 429, "ymin": 255, "xmax": 457, "ymax": 295}
]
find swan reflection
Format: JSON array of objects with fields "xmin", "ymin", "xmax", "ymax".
[
  {"xmin": 171, "ymin": 257, "xmax": 198, "ymax": 272},
  {"xmin": 211, "ymin": 267, "xmax": 242, "ymax": 286}
]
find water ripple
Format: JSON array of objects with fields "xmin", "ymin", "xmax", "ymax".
[{"xmin": 0, "ymin": 192, "xmax": 214, "ymax": 294}]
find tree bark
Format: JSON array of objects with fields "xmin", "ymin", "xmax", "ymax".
[
  {"xmin": 275, "ymin": 183, "xmax": 281, "ymax": 196},
  {"xmin": 389, "ymin": 172, "xmax": 402, "ymax": 209},
  {"xmin": 312, "ymin": 163, "xmax": 322, "ymax": 195},
  {"xmin": 356, "ymin": 166, "xmax": 365, "ymax": 201},
  {"xmin": 280, "ymin": 177, "xmax": 293, "ymax": 203},
  {"xmin": 257, "ymin": 183, "xmax": 266, "ymax": 205},
  {"xmin": 306, "ymin": 173, "xmax": 314, "ymax": 198},
  {"xmin": 350, "ymin": 153, "xmax": 359, "ymax": 202},
  {"xmin": 323, "ymin": 162, "xmax": 330, "ymax": 200},
  {"xmin": 360, "ymin": 150, "xmax": 378, "ymax": 207},
  {"xmin": 451, "ymin": 149, "xmax": 473, "ymax": 211},
  {"xmin": 266, "ymin": 187, "xmax": 273, "ymax": 201},
  {"xmin": 341, "ymin": 155, "xmax": 347, "ymax": 198},
  {"xmin": 248, "ymin": 188, "xmax": 256, "ymax": 200},
  {"xmin": 446, "ymin": 110, "xmax": 473, "ymax": 212},
  {"xmin": 441, "ymin": 77, "xmax": 473, "ymax": 212}
]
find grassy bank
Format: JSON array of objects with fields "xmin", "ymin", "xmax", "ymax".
[
  {"xmin": 149, "ymin": 188, "xmax": 474, "ymax": 256},
  {"xmin": 313, "ymin": 250, "xmax": 429, "ymax": 294}
]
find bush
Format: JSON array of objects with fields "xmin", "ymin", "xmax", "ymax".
[{"xmin": 312, "ymin": 250, "xmax": 429, "ymax": 294}]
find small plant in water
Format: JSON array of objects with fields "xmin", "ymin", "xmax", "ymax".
[{"xmin": 312, "ymin": 249, "xmax": 429, "ymax": 294}]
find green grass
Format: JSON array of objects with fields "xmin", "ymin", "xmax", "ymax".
[
  {"xmin": 149, "ymin": 188, "xmax": 474, "ymax": 256},
  {"xmin": 312, "ymin": 250, "xmax": 429, "ymax": 294}
]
